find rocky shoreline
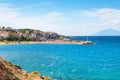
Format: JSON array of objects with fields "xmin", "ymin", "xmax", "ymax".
[
  {"xmin": 0, "ymin": 40, "xmax": 93, "ymax": 45},
  {"xmin": 0, "ymin": 56, "xmax": 51, "ymax": 80}
]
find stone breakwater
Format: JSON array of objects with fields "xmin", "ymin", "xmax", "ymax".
[{"xmin": 0, "ymin": 56, "xmax": 51, "ymax": 80}]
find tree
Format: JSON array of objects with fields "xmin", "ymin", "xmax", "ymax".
[{"xmin": 5, "ymin": 36, "xmax": 19, "ymax": 41}]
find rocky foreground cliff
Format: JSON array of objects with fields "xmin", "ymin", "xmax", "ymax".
[{"xmin": 0, "ymin": 57, "xmax": 51, "ymax": 80}]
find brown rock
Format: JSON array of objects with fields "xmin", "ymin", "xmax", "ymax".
[{"xmin": 0, "ymin": 56, "xmax": 51, "ymax": 80}]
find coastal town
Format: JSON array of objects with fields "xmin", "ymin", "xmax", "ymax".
[
  {"xmin": 0, "ymin": 26, "xmax": 93, "ymax": 45},
  {"xmin": 0, "ymin": 26, "xmax": 67, "ymax": 41}
]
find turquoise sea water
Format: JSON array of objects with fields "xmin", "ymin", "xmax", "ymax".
[{"xmin": 0, "ymin": 36, "xmax": 120, "ymax": 80}]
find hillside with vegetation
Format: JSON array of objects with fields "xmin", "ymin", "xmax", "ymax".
[{"xmin": 0, "ymin": 27, "xmax": 68, "ymax": 41}]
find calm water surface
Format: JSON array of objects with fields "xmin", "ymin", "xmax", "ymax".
[{"xmin": 0, "ymin": 36, "xmax": 120, "ymax": 80}]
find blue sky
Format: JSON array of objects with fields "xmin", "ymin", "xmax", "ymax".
[{"xmin": 0, "ymin": 0, "xmax": 120, "ymax": 35}]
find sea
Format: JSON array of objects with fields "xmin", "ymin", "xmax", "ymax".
[{"xmin": 0, "ymin": 36, "xmax": 120, "ymax": 80}]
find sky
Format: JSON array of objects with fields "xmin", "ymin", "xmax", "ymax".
[{"xmin": 0, "ymin": 0, "xmax": 120, "ymax": 36}]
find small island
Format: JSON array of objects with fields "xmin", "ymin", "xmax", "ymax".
[{"xmin": 0, "ymin": 26, "xmax": 93, "ymax": 45}]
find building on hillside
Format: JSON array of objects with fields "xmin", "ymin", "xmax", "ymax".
[
  {"xmin": 44, "ymin": 32, "xmax": 59, "ymax": 39},
  {"xmin": 0, "ymin": 36, "xmax": 4, "ymax": 40},
  {"xmin": 5, "ymin": 27, "xmax": 13, "ymax": 31},
  {"xmin": 31, "ymin": 33, "xmax": 37, "ymax": 39},
  {"xmin": 0, "ymin": 31, "xmax": 9, "ymax": 38},
  {"xmin": 17, "ymin": 32, "xmax": 23, "ymax": 39}
]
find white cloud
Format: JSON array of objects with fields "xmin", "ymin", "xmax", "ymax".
[
  {"xmin": 0, "ymin": 3, "xmax": 20, "ymax": 17},
  {"xmin": 81, "ymin": 8, "xmax": 120, "ymax": 30},
  {"xmin": 61, "ymin": 8, "xmax": 120, "ymax": 36},
  {"xmin": 0, "ymin": 3, "xmax": 68, "ymax": 31},
  {"xmin": 0, "ymin": 4, "xmax": 120, "ymax": 36}
]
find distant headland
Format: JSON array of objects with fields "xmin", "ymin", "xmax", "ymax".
[{"xmin": 0, "ymin": 26, "xmax": 93, "ymax": 45}]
